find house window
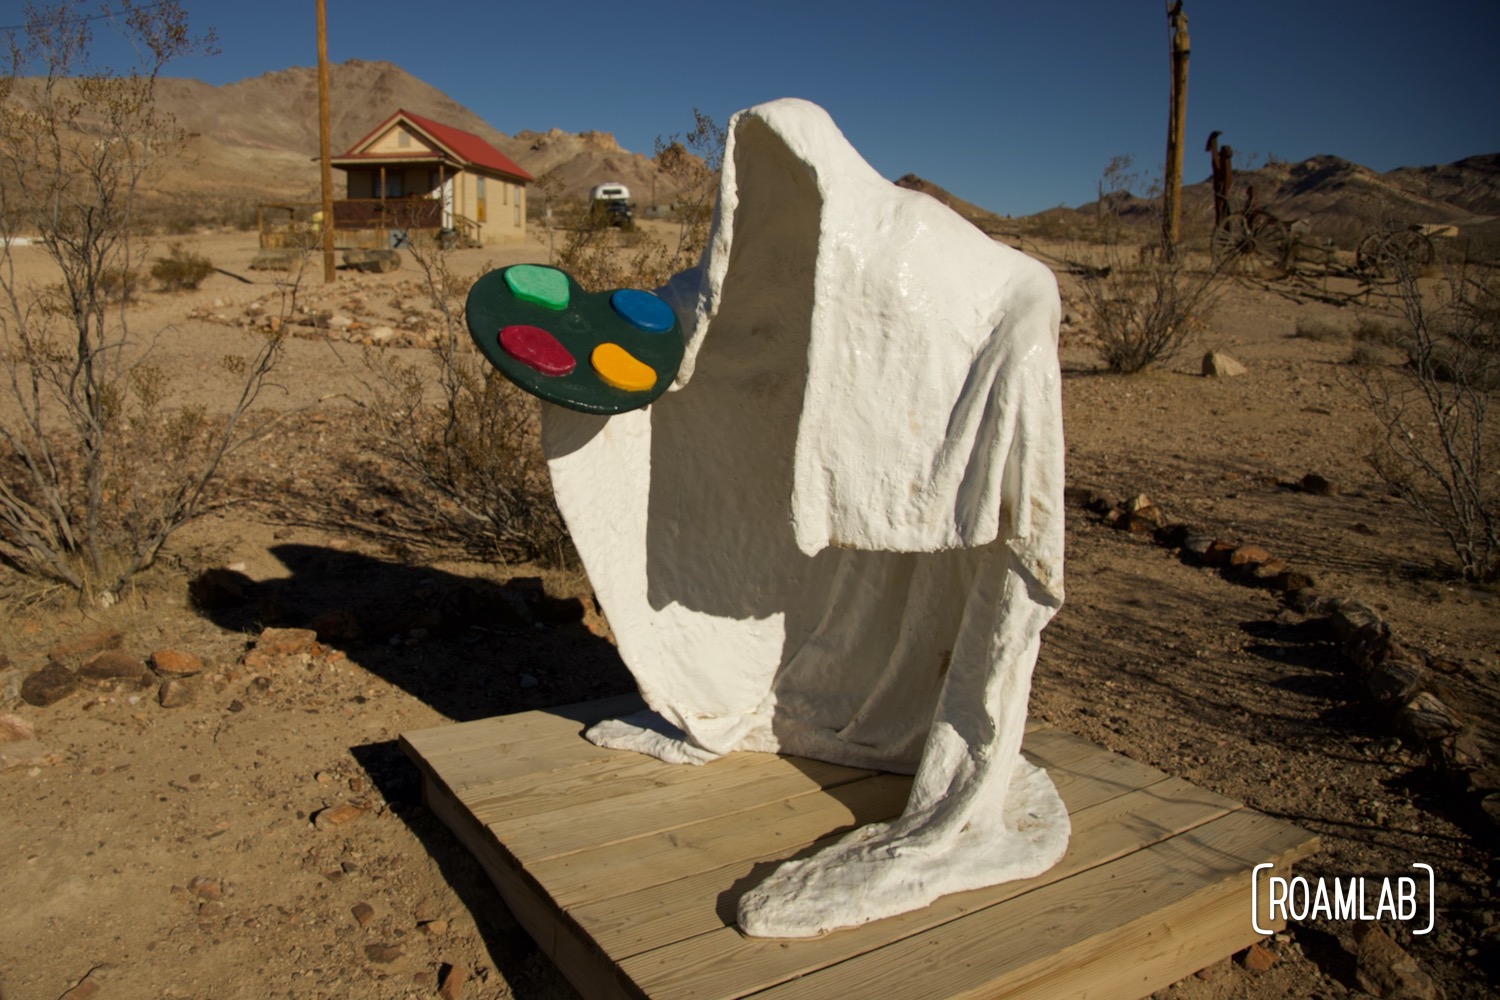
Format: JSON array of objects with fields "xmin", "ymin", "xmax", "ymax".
[{"xmin": 384, "ymin": 174, "xmax": 403, "ymax": 198}]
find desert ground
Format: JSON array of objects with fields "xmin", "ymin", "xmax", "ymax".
[{"xmin": 0, "ymin": 224, "xmax": 1495, "ymax": 1000}]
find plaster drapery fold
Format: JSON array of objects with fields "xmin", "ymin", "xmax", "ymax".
[{"xmin": 540, "ymin": 98, "xmax": 1067, "ymax": 937}]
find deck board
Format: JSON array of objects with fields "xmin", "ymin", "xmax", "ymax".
[{"xmin": 401, "ymin": 698, "xmax": 1318, "ymax": 1000}]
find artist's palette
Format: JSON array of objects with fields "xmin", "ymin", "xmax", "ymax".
[{"xmin": 465, "ymin": 265, "xmax": 684, "ymax": 415}]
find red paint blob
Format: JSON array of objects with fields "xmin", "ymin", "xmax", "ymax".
[{"xmin": 499, "ymin": 325, "xmax": 575, "ymax": 376}]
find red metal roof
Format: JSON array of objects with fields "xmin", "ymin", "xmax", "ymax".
[{"xmin": 336, "ymin": 109, "xmax": 533, "ymax": 182}]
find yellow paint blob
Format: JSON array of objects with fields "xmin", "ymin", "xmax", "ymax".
[{"xmin": 591, "ymin": 342, "xmax": 657, "ymax": 392}]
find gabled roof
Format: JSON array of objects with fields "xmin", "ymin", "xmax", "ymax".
[{"xmin": 334, "ymin": 108, "xmax": 533, "ymax": 182}]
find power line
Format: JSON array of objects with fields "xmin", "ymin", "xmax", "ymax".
[{"xmin": 0, "ymin": 2, "xmax": 174, "ymax": 34}]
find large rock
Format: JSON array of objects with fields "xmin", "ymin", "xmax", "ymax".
[
  {"xmin": 1202, "ymin": 350, "xmax": 1248, "ymax": 377},
  {"xmin": 21, "ymin": 662, "xmax": 78, "ymax": 707},
  {"xmin": 1353, "ymin": 923, "xmax": 1443, "ymax": 999}
]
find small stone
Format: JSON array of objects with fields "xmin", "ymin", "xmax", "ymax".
[
  {"xmin": 419, "ymin": 919, "xmax": 448, "ymax": 937},
  {"xmin": 1227, "ymin": 544, "xmax": 1273, "ymax": 568},
  {"xmin": 151, "ymin": 649, "xmax": 203, "ymax": 677},
  {"xmin": 1201, "ymin": 539, "xmax": 1237, "ymax": 568},
  {"xmin": 364, "ymin": 942, "xmax": 403, "ymax": 964},
  {"xmin": 0, "ymin": 713, "xmax": 34, "ymax": 743},
  {"xmin": 0, "ymin": 739, "xmax": 54, "ymax": 770},
  {"xmin": 413, "ymin": 897, "xmax": 436, "ymax": 921},
  {"xmin": 188, "ymin": 875, "xmax": 223, "ymax": 900},
  {"xmin": 1202, "ymin": 350, "xmax": 1248, "ymax": 377},
  {"xmin": 158, "ymin": 678, "xmax": 194, "ymax": 708},
  {"xmin": 309, "ymin": 611, "xmax": 360, "ymax": 643},
  {"xmin": 253, "ymin": 627, "xmax": 319, "ymax": 657},
  {"xmin": 1193, "ymin": 967, "xmax": 1212, "ymax": 981},
  {"xmin": 21, "ymin": 662, "xmax": 78, "ymax": 707},
  {"xmin": 79, "ymin": 649, "xmax": 149, "ymax": 686},
  {"xmin": 46, "ymin": 628, "xmax": 123, "ymax": 669},
  {"xmin": 314, "ymin": 803, "xmax": 366, "ymax": 829},
  {"xmin": 368, "ymin": 325, "xmax": 397, "ymax": 343},
  {"xmin": 227, "ymin": 699, "xmax": 245, "ymax": 713},
  {"xmin": 351, "ymin": 902, "xmax": 375, "ymax": 927},
  {"xmin": 1240, "ymin": 942, "xmax": 1277, "ymax": 972},
  {"xmin": 1354, "ymin": 923, "xmax": 1440, "ymax": 1000},
  {"xmin": 439, "ymin": 964, "xmax": 467, "ymax": 1000},
  {"xmin": 1399, "ymin": 691, "xmax": 1464, "ymax": 742},
  {"xmin": 1299, "ymin": 472, "xmax": 1338, "ymax": 496}
]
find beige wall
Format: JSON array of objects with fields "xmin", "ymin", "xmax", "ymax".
[{"xmin": 341, "ymin": 164, "xmax": 527, "ymax": 244}]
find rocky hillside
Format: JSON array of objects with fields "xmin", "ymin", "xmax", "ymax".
[
  {"xmin": 4, "ymin": 59, "xmax": 691, "ymax": 228},
  {"xmin": 1061, "ymin": 150, "xmax": 1500, "ymax": 248}
]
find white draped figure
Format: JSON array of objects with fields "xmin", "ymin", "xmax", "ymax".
[{"xmin": 540, "ymin": 98, "xmax": 1068, "ymax": 938}]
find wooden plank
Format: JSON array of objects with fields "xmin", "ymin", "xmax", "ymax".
[
  {"xmin": 417, "ymin": 755, "xmax": 643, "ymax": 1000},
  {"xmin": 528, "ymin": 726, "xmax": 1112, "ymax": 911},
  {"xmin": 579, "ymin": 759, "xmax": 1225, "ymax": 965},
  {"xmin": 742, "ymin": 810, "xmax": 1318, "ymax": 1000},
  {"xmin": 610, "ymin": 775, "xmax": 1237, "ymax": 997},
  {"xmin": 488, "ymin": 753, "xmax": 879, "ymax": 862}
]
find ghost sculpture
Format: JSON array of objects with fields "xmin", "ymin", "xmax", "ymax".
[{"xmin": 467, "ymin": 98, "xmax": 1068, "ymax": 938}]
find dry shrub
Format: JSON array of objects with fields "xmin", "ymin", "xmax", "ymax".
[
  {"xmin": 1080, "ymin": 254, "xmax": 1221, "ymax": 374},
  {"xmin": 1352, "ymin": 263, "xmax": 1498, "ymax": 582},
  {"xmin": 151, "ymin": 243, "xmax": 214, "ymax": 290},
  {"xmin": 0, "ymin": 3, "xmax": 291, "ymax": 604},
  {"xmin": 359, "ymin": 236, "xmax": 570, "ymax": 565},
  {"xmin": 1293, "ymin": 318, "xmax": 1346, "ymax": 343}
]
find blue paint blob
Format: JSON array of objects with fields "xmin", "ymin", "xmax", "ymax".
[{"xmin": 610, "ymin": 288, "xmax": 676, "ymax": 333}]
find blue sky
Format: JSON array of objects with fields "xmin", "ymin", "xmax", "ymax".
[{"xmin": 6, "ymin": 0, "xmax": 1498, "ymax": 215}]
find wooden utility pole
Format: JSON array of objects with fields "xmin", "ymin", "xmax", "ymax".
[
  {"xmin": 316, "ymin": 0, "xmax": 336, "ymax": 283},
  {"xmin": 1163, "ymin": 1, "xmax": 1190, "ymax": 260}
]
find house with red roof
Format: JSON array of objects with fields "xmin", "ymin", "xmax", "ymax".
[{"xmin": 330, "ymin": 109, "xmax": 534, "ymax": 246}]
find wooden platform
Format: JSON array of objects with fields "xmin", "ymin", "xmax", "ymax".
[{"xmin": 401, "ymin": 696, "xmax": 1318, "ymax": 1000}]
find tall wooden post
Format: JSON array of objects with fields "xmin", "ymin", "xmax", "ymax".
[
  {"xmin": 1163, "ymin": 1, "xmax": 1190, "ymax": 260},
  {"xmin": 316, "ymin": 0, "xmax": 336, "ymax": 283}
]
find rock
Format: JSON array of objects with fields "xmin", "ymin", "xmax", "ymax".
[
  {"xmin": 253, "ymin": 627, "xmax": 319, "ymax": 657},
  {"xmin": 351, "ymin": 902, "xmax": 375, "ymax": 927},
  {"xmin": 188, "ymin": 875, "xmax": 224, "ymax": 900},
  {"xmin": 0, "ymin": 659, "xmax": 18, "ymax": 702},
  {"xmin": 0, "ymin": 739, "xmax": 54, "ymax": 770},
  {"xmin": 327, "ymin": 314, "xmax": 353, "ymax": 331},
  {"xmin": 364, "ymin": 943, "xmax": 403, "ymax": 964},
  {"xmin": 314, "ymin": 803, "xmax": 366, "ymax": 829},
  {"xmin": 47, "ymin": 628, "xmax": 123, "ymax": 669},
  {"xmin": 418, "ymin": 918, "xmax": 448, "ymax": 937},
  {"xmin": 368, "ymin": 325, "xmax": 397, "ymax": 343},
  {"xmin": 158, "ymin": 678, "xmax": 194, "ymax": 708},
  {"xmin": 0, "ymin": 713, "xmax": 34, "ymax": 742},
  {"xmin": 1299, "ymin": 472, "xmax": 1338, "ymax": 496},
  {"xmin": 79, "ymin": 649, "xmax": 149, "ymax": 686},
  {"xmin": 439, "ymin": 964, "xmax": 467, "ymax": 1000},
  {"xmin": 151, "ymin": 649, "xmax": 203, "ymax": 677},
  {"xmin": 1202, "ymin": 350, "xmax": 1247, "ymax": 377},
  {"xmin": 1228, "ymin": 544, "xmax": 1274, "ymax": 568},
  {"xmin": 189, "ymin": 567, "xmax": 253, "ymax": 610},
  {"xmin": 1240, "ymin": 942, "xmax": 1278, "ymax": 972},
  {"xmin": 1367, "ymin": 659, "xmax": 1427, "ymax": 705},
  {"xmin": 1399, "ymin": 692, "xmax": 1464, "ymax": 742},
  {"xmin": 21, "ymin": 662, "xmax": 79, "ymax": 706},
  {"xmin": 1353, "ymin": 923, "xmax": 1442, "ymax": 999},
  {"xmin": 1201, "ymin": 539, "xmax": 1238, "ymax": 568},
  {"xmin": 309, "ymin": 611, "xmax": 360, "ymax": 643}
]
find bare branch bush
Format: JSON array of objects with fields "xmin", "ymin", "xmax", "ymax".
[
  {"xmin": 1352, "ymin": 261, "xmax": 1499, "ymax": 582},
  {"xmin": 545, "ymin": 109, "xmax": 724, "ymax": 293},
  {"xmin": 0, "ymin": 2, "xmax": 288, "ymax": 603},
  {"xmin": 1075, "ymin": 155, "xmax": 1223, "ymax": 374},
  {"xmin": 358, "ymin": 234, "xmax": 570, "ymax": 565}
]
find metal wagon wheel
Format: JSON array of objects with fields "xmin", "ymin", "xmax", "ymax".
[
  {"xmin": 1356, "ymin": 229, "xmax": 1436, "ymax": 279},
  {"xmin": 1212, "ymin": 212, "xmax": 1290, "ymax": 275}
]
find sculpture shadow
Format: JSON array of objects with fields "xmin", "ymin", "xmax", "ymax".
[{"xmin": 194, "ymin": 542, "xmax": 633, "ymax": 723}]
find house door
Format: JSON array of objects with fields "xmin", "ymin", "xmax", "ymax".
[
  {"xmin": 441, "ymin": 176, "xmax": 454, "ymax": 228},
  {"xmin": 476, "ymin": 177, "xmax": 487, "ymax": 223}
]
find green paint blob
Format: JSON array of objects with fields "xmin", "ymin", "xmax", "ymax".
[{"xmin": 503, "ymin": 265, "xmax": 570, "ymax": 310}]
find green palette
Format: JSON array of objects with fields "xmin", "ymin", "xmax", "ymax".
[{"xmin": 465, "ymin": 265, "xmax": 685, "ymax": 415}]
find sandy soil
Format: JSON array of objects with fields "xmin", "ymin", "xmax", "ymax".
[{"xmin": 0, "ymin": 228, "xmax": 1495, "ymax": 1000}]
